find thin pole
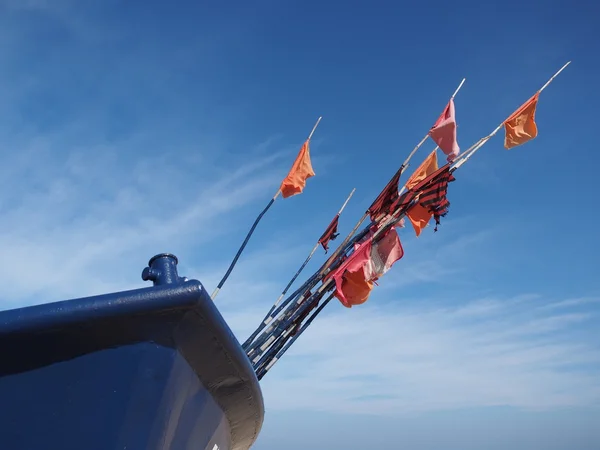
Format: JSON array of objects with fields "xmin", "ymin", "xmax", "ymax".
[
  {"xmin": 397, "ymin": 145, "xmax": 439, "ymax": 198},
  {"xmin": 400, "ymin": 77, "xmax": 465, "ymax": 168},
  {"xmin": 337, "ymin": 187, "xmax": 356, "ymax": 213},
  {"xmin": 257, "ymin": 293, "xmax": 335, "ymax": 380},
  {"xmin": 211, "ymin": 116, "xmax": 323, "ymax": 300},
  {"xmin": 242, "ymin": 187, "xmax": 356, "ymax": 354},
  {"xmin": 451, "ymin": 78, "xmax": 466, "ymax": 98},
  {"xmin": 387, "ymin": 62, "xmax": 570, "ymax": 232},
  {"xmin": 318, "ymin": 77, "xmax": 467, "ymax": 280},
  {"xmin": 253, "ymin": 287, "xmax": 331, "ymax": 369},
  {"xmin": 210, "ymin": 193, "xmax": 278, "ymax": 300},
  {"xmin": 253, "ymin": 123, "xmax": 513, "ymax": 371},
  {"xmin": 393, "ymin": 78, "xmax": 464, "ymax": 198},
  {"xmin": 374, "ymin": 63, "xmax": 569, "ymax": 268},
  {"xmin": 250, "ymin": 66, "xmax": 571, "ymax": 372},
  {"xmin": 452, "ymin": 62, "xmax": 571, "ymax": 170},
  {"xmin": 271, "ymin": 187, "xmax": 355, "ymax": 308},
  {"xmin": 248, "ymin": 78, "xmax": 468, "ymax": 354},
  {"xmin": 245, "ymin": 79, "xmax": 468, "ymax": 361},
  {"xmin": 307, "ymin": 116, "xmax": 323, "ymax": 141},
  {"xmin": 539, "ymin": 61, "xmax": 570, "ymax": 92}
]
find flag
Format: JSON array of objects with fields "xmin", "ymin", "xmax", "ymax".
[
  {"xmin": 330, "ymin": 228, "xmax": 404, "ymax": 308},
  {"xmin": 367, "ymin": 170, "xmax": 401, "ymax": 221},
  {"xmin": 406, "ymin": 204, "xmax": 432, "ymax": 237},
  {"xmin": 280, "ymin": 140, "xmax": 316, "ymax": 198},
  {"xmin": 503, "ymin": 92, "xmax": 540, "ymax": 149},
  {"xmin": 404, "ymin": 149, "xmax": 439, "ymax": 191},
  {"xmin": 429, "ymin": 98, "xmax": 460, "ymax": 162},
  {"xmin": 364, "ymin": 228, "xmax": 404, "ymax": 281},
  {"xmin": 405, "ymin": 166, "xmax": 455, "ymax": 235},
  {"xmin": 318, "ymin": 215, "xmax": 340, "ymax": 253},
  {"xmin": 396, "ymin": 150, "xmax": 439, "ymax": 236},
  {"xmin": 329, "ymin": 237, "xmax": 373, "ymax": 308}
]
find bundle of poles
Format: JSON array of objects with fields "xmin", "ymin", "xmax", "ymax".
[{"xmin": 210, "ymin": 61, "xmax": 571, "ymax": 381}]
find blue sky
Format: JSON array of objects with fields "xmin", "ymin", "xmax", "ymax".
[{"xmin": 0, "ymin": 0, "xmax": 599, "ymax": 449}]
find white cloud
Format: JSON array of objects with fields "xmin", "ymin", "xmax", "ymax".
[
  {"xmin": 253, "ymin": 287, "xmax": 600, "ymax": 415},
  {"xmin": 210, "ymin": 227, "xmax": 599, "ymax": 417},
  {"xmin": 198, "ymin": 205, "xmax": 600, "ymax": 418},
  {"xmin": 0, "ymin": 4, "xmax": 300, "ymax": 307},
  {"xmin": 0, "ymin": 132, "xmax": 291, "ymax": 307}
]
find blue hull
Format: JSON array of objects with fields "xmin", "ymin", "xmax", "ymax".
[{"xmin": 0, "ymin": 254, "xmax": 264, "ymax": 450}]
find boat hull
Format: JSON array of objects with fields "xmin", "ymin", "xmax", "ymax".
[{"xmin": 0, "ymin": 273, "xmax": 264, "ymax": 450}]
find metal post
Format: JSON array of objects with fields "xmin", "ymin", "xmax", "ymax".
[{"xmin": 141, "ymin": 253, "xmax": 187, "ymax": 286}]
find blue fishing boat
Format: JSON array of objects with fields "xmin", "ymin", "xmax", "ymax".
[{"xmin": 0, "ymin": 253, "xmax": 264, "ymax": 450}]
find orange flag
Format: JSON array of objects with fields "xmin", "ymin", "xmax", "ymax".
[
  {"xmin": 338, "ymin": 270, "xmax": 375, "ymax": 307},
  {"xmin": 404, "ymin": 150, "xmax": 439, "ymax": 236},
  {"xmin": 404, "ymin": 149, "xmax": 439, "ymax": 191},
  {"xmin": 279, "ymin": 140, "xmax": 315, "ymax": 198},
  {"xmin": 503, "ymin": 92, "xmax": 540, "ymax": 149},
  {"xmin": 330, "ymin": 228, "xmax": 404, "ymax": 308},
  {"xmin": 406, "ymin": 204, "xmax": 432, "ymax": 237},
  {"xmin": 330, "ymin": 238, "xmax": 374, "ymax": 307}
]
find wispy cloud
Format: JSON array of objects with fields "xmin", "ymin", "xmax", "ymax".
[
  {"xmin": 256, "ymin": 291, "xmax": 600, "ymax": 415},
  {"xmin": 195, "ymin": 219, "xmax": 600, "ymax": 417},
  {"xmin": 0, "ymin": 1, "xmax": 298, "ymax": 307},
  {"xmin": 0, "ymin": 128, "xmax": 290, "ymax": 306}
]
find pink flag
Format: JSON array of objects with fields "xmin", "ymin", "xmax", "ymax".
[
  {"xmin": 364, "ymin": 228, "xmax": 404, "ymax": 281},
  {"xmin": 429, "ymin": 98, "xmax": 460, "ymax": 162}
]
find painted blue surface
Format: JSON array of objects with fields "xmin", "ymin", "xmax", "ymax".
[
  {"xmin": 0, "ymin": 343, "xmax": 230, "ymax": 450},
  {"xmin": 0, "ymin": 254, "xmax": 264, "ymax": 450}
]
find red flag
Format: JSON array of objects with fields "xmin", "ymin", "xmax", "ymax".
[
  {"xmin": 429, "ymin": 98, "xmax": 460, "ymax": 162},
  {"xmin": 318, "ymin": 215, "xmax": 340, "ymax": 253},
  {"xmin": 367, "ymin": 170, "xmax": 401, "ymax": 221},
  {"xmin": 406, "ymin": 166, "xmax": 455, "ymax": 235}
]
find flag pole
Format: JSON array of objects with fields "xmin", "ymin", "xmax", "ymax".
[
  {"xmin": 248, "ymin": 66, "xmax": 572, "ymax": 372},
  {"xmin": 245, "ymin": 187, "xmax": 356, "ymax": 353},
  {"xmin": 371, "ymin": 62, "xmax": 571, "ymax": 280},
  {"xmin": 211, "ymin": 116, "xmax": 323, "ymax": 300},
  {"xmin": 317, "ymin": 77, "xmax": 467, "ymax": 280},
  {"xmin": 539, "ymin": 61, "xmax": 571, "ymax": 92},
  {"xmin": 311, "ymin": 78, "xmax": 464, "ymax": 296},
  {"xmin": 271, "ymin": 187, "xmax": 355, "ymax": 308},
  {"xmin": 396, "ymin": 145, "xmax": 440, "ymax": 198},
  {"xmin": 257, "ymin": 293, "xmax": 334, "ymax": 379},
  {"xmin": 315, "ymin": 138, "xmax": 419, "ymax": 279},
  {"xmin": 395, "ymin": 78, "xmax": 463, "ymax": 198},
  {"xmin": 399, "ymin": 77, "xmax": 466, "ymax": 168},
  {"xmin": 307, "ymin": 116, "xmax": 323, "ymax": 141},
  {"xmin": 451, "ymin": 78, "xmax": 466, "ymax": 98},
  {"xmin": 452, "ymin": 62, "xmax": 571, "ymax": 170},
  {"xmin": 383, "ymin": 62, "xmax": 570, "ymax": 236},
  {"xmin": 248, "ymin": 163, "xmax": 435, "ymax": 360},
  {"xmin": 253, "ymin": 116, "xmax": 532, "ymax": 373},
  {"xmin": 244, "ymin": 78, "xmax": 468, "ymax": 357},
  {"xmin": 248, "ymin": 77, "xmax": 470, "ymax": 352}
]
